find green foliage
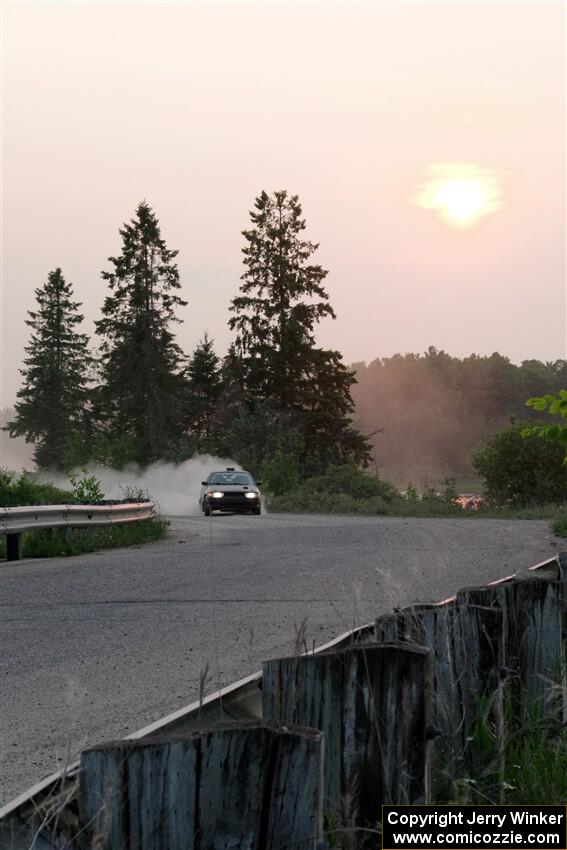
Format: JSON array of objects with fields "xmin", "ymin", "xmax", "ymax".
[
  {"xmin": 95, "ymin": 201, "xmax": 187, "ymax": 466},
  {"xmin": 260, "ymin": 450, "xmax": 301, "ymax": 496},
  {"xmin": 472, "ymin": 421, "xmax": 567, "ymax": 507},
  {"xmin": 502, "ymin": 725, "xmax": 567, "ymax": 804},
  {"xmin": 552, "ymin": 512, "xmax": 567, "ymax": 537},
  {"xmin": 62, "ymin": 431, "xmax": 138, "ymax": 471},
  {"xmin": 6, "ymin": 268, "xmax": 92, "ymax": 469},
  {"xmin": 68, "ymin": 467, "xmax": 104, "ymax": 503},
  {"xmin": 0, "ymin": 518, "xmax": 168, "ymax": 559},
  {"xmin": 404, "ymin": 483, "xmax": 419, "ymax": 502},
  {"xmin": 227, "ymin": 189, "xmax": 371, "ymax": 473},
  {"xmin": 306, "ymin": 464, "xmax": 398, "ymax": 501},
  {"xmin": 0, "ymin": 468, "xmax": 73, "ymax": 506},
  {"xmin": 218, "ymin": 404, "xmax": 306, "ymax": 478},
  {"xmin": 523, "ymin": 391, "xmax": 567, "ymax": 462},
  {"xmin": 267, "ymin": 464, "xmax": 398, "ymax": 514},
  {"xmin": 433, "ymin": 692, "xmax": 567, "ymax": 806},
  {"xmin": 184, "ymin": 334, "xmax": 223, "ymax": 447},
  {"xmin": 120, "ymin": 484, "xmax": 150, "ymax": 502}
]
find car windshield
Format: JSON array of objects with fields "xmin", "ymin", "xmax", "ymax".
[{"xmin": 209, "ymin": 472, "xmax": 253, "ymax": 486}]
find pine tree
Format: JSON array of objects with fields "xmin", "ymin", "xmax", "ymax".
[
  {"xmin": 95, "ymin": 201, "xmax": 187, "ymax": 465},
  {"xmin": 229, "ymin": 190, "xmax": 371, "ymax": 472},
  {"xmin": 8, "ymin": 269, "xmax": 91, "ymax": 469},
  {"xmin": 185, "ymin": 334, "xmax": 222, "ymax": 445}
]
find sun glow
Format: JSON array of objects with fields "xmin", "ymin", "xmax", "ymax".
[{"xmin": 413, "ymin": 163, "xmax": 505, "ymax": 228}]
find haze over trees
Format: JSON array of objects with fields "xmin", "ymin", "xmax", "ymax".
[{"xmin": 352, "ymin": 350, "xmax": 567, "ymax": 486}]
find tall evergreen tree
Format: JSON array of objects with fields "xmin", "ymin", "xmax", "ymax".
[
  {"xmin": 96, "ymin": 201, "xmax": 187, "ymax": 465},
  {"xmin": 185, "ymin": 334, "xmax": 222, "ymax": 444},
  {"xmin": 229, "ymin": 190, "xmax": 371, "ymax": 472},
  {"xmin": 8, "ymin": 268, "xmax": 91, "ymax": 469}
]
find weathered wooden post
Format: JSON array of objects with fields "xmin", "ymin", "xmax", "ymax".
[
  {"xmin": 263, "ymin": 642, "xmax": 431, "ymax": 837},
  {"xmin": 456, "ymin": 576, "xmax": 565, "ymax": 722},
  {"xmin": 376, "ymin": 603, "xmax": 459, "ymax": 740},
  {"xmin": 79, "ymin": 722, "xmax": 324, "ymax": 850},
  {"xmin": 376, "ymin": 594, "xmax": 505, "ymax": 797}
]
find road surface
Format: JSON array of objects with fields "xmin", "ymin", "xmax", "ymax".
[{"xmin": 0, "ymin": 512, "xmax": 560, "ymax": 805}]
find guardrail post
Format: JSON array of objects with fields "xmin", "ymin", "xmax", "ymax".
[
  {"xmin": 6, "ymin": 533, "xmax": 22, "ymax": 561},
  {"xmin": 79, "ymin": 723, "xmax": 323, "ymax": 850},
  {"xmin": 263, "ymin": 642, "xmax": 430, "ymax": 832}
]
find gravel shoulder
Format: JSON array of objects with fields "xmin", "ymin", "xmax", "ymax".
[{"xmin": 0, "ymin": 512, "xmax": 561, "ymax": 805}]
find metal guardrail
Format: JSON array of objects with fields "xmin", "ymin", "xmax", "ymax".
[{"xmin": 0, "ymin": 502, "xmax": 155, "ymax": 560}]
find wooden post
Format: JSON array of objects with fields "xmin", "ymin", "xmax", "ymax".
[
  {"xmin": 6, "ymin": 533, "xmax": 22, "ymax": 561},
  {"xmin": 79, "ymin": 722, "xmax": 323, "ymax": 850},
  {"xmin": 263, "ymin": 642, "xmax": 430, "ymax": 834},
  {"xmin": 457, "ymin": 577, "xmax": 564, "ymax": 723},
  {"xmin": 376, "ymin": 603, "xmax": 459, "ymax": 740}
]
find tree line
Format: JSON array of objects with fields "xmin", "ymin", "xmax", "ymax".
[
  {"xmin": 8, "ymin": 192, "xmax": 371, "ymax": 476},
  {"xmin": 351, "ymin": 351, "xmax": 567, "ymax": 486}
]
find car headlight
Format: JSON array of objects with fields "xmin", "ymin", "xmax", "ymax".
[
  {"xmin": 245, "ymin": 492, "xmax": 257, "ymax": 499},
  {"xmin": 210, "ymin": 491, "xmax": 224, "ymax": 498}
]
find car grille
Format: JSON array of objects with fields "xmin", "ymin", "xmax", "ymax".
[{"xmin": 213, "ymin": 493, "xmax": 255, "ymax": 508}]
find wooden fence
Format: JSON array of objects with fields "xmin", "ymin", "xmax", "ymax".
[{"xmin": 77, "ymin": 553, "xmax": 566, "ymax": 849}]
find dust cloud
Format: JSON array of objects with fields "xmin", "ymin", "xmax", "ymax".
[{"xmin": 40, "ymin": 456, "xmax": 241, "ymax": 516}]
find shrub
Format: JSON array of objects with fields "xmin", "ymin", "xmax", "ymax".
[
  {"xmin": 472, "ymin": 421, "xmax": 567, "ymax": 507},
  {"xmin": 69, "ymin": 467, "xmax": 104, "ymax": 503},
  {"xmin": 0, "ymin": 468, "xmax": 73, "ymax": 507},
  {"xmin": 261, "ymin": 451, "xmax": 301, "ymax": 497},
  {"xmin": 297, "ymin": 464, "xmax": 399, "ymax": 502},
  {"xmin": 552, "ymin": 513, "xmax": 567, "ymax": 537},
  {"xmin": 265, "ymin": 464, "xmax": 398, "ymax": 514}
]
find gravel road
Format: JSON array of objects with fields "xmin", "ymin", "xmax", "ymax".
[{"xmin": 0, "ymin": 512, "xmax": 561, "ymax": 806}]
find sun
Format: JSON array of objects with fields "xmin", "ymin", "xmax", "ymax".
[
  {"xmin": 433, "ymin": 179, "xmax": 487, "ymax": 224},
  {"xmin": 413, "ymin": 163, "xmax": 505, "ymax": 228}
]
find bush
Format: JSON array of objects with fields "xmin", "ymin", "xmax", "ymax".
[
  {"xmin": 0, "ymin": 468, "xmax": 73, "ymax": 507},
  {"xmin": 472, "ymin": 421, "xmax": 567, "ymax": 507},
  {"xmin": 69, "ymin": 467, "xmax": 104, "ymax": 503},
  {"xmin": 552, "ymin": 513, "xmax": 567, "ymax": 537},
  {"xmin": 266, "ymin": 464, "xmax": 398, "ymax": 514},
  {"xmin": 261, "ymin": 451, "xmax": 301, "ymax": 497},
  {"xmin": 298, "ymin": 464, "xmax": 399, "ymax": 502}
]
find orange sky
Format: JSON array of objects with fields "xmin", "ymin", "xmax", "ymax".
[{"xmin": 2, "ymin": 2, "xmax": 565, "ymax": 406}]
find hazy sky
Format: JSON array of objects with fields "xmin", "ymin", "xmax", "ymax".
[{"xmin": 2, "ymin": 1, "xmax": 565, "ymax": 407}]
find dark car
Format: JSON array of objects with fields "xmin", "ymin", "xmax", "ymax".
[{"xmin": 199, "ymin": 468, "xmax": 262, "ymax": 516}]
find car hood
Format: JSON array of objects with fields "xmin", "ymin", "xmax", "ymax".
[{"xmin": 206, "ymin": 484, "xmax": 260, "ymax": 493}]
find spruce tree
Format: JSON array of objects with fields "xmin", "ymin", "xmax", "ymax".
[
  {"xmin": 229, "ymin": 190, "xmax": 371, "ymax": 472},
  {"xmin": 185, "ymin": 334, "xmax": 222, "ymax": 445},
  {"xmin": 8, "ymin": 268, "xmax": 91, "ymax": 469},
  {"xmin": 96, "ymin": 202, "xmax": 186, "ymax": 465}
]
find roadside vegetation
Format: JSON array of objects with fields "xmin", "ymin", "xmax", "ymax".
[
  {"xmin": 433, "ymin": 699, "xmax": 567, "ymax": 807},
  {"xmin": 0, "ymin": 468, "xmax": 168, "ymax": 559},
  {"xmin": 265, "ymin": 462, "xmax": 566, "ymax": 527},
  {"xmin": 0, "ymin": 518, "xmax": 168, "ymax": 560}
]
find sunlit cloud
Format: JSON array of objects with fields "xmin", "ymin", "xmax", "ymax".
[{"xmin": 413, "ymin": 162, "xmax": 505, "ymax": 228}]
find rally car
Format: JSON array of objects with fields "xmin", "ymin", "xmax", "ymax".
[{"xmin": 199, "ymin": 468, "xmax": 262, "ymax": 516}]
